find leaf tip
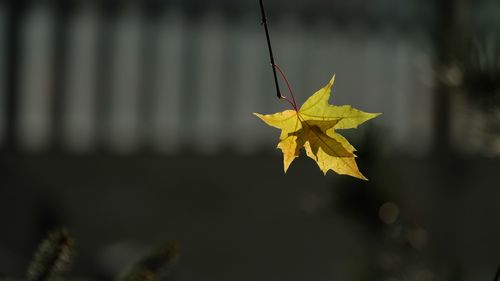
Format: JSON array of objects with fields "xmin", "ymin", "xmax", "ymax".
[
  {"xmin": 328, "ymin": 74, "xmax": 336, "ymax": 89},
  {"xmin": 283, "ymin": 157, "xmax": 295, "ymax": 173},
  {"xmin": 253, "ymin": 112, "xmax": 268, "ymax": 123},
  {"xmin": 357, "ymin": 173, "xmax": 369, "ymax": 181},
  {"xmin": 283, "ymin": 157, "xmax": 294, "ymax": 173},
  {"xmin": 318, "ymin": 165, "xmax": 329, "ymax": 176}
]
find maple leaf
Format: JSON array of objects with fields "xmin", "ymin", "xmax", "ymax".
[{"xmin": 254, "ymin": 75, "xmax": 381, "ymax": 180}]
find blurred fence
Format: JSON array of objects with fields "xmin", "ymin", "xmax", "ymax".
[{"xmin": 0, "ymin": 2, "xmax": 437, "ymax": 155}]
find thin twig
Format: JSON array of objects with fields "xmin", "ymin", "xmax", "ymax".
[
  {"xmin": 259, "ymin": 0, "xmax": 281, "ymax": 99},
  {"xmin": 274, "ymin": 64, "xmax": 298, "ymax": 110},
  {"xmin": 493, "ymin": 264, "xmax": 500, "ymax": 281}
]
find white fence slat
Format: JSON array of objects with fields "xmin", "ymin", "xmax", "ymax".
[
  {"xmin": 231, "ymin": 14, "xmax": 267, "ymax": 153},
  {"xmin": 17, "ymin": 5, "xmax": 55, "ymax": 151},
  {"xmin": 323, "ymin": 28, "xmax": 357, "ymax": 106},
  {"xmin": 107, "ymin": 8, "xmax": 143, "ymax": 152},
  {"xmin": 303, "ymin": 20, "xmax": 338, "ymax": 101},
  {"xmin": 194, "ymin": 12, "xmax": 226, "ymax": 154},
  {"xmin": 273, "ymin": 15, "xmax": 306, "ymax": 108},
  {"xmin": 150, "ymin": 10, "xmax": 185, "ymax": 153},
  {"xmin": 62, "ymin": 6, "xmax": 99, "ymax": 152}
]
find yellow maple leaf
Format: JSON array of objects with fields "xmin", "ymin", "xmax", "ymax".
[{"xmin": 254, "ymin": 75, "xmax": 381, "ymax": 180}]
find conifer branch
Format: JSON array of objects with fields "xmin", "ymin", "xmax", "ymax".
[
  {"xmin": 119, "ymin": 241, "xmax": 180, "ymax": 281},
  {"xmin": 26, "ymin": 229, "xmax": 74, "ymax": 281},
  {"xmin": 493, "ymin": 263, "xmax": 500, "ymax": 281}
]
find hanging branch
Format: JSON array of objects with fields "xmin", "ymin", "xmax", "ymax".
[{"xmin": 259, "ymin": 0, "xmax": 281, "ymax": 99}]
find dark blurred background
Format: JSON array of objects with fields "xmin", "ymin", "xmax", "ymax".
[{"xmin": 1, "ymin": 0, "xmax": 500, "ymax": 280}]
